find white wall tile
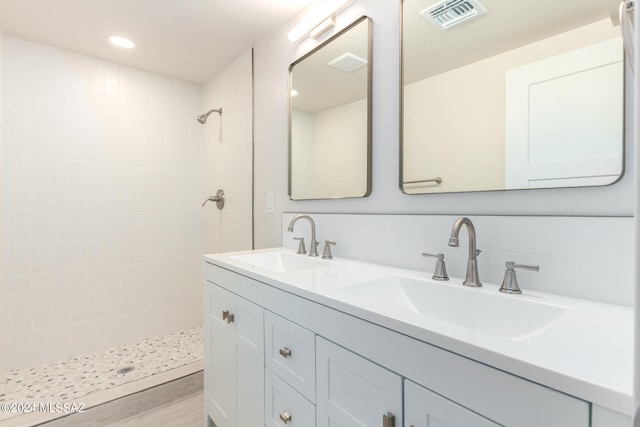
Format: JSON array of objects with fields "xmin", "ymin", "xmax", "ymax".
[
  {"xmin": 68, "ymin": 107, "xmax": 89, "ymax": 160},
  {"xmin": 10, "ymin": 216, "xmax": 31, "ymax": 274},
  {"xmin": 282, "ymin": 213, "xmax": 634, "ymax": 306},
  {"xmin": 31, "ymin": 99, "xmax": 51, "ymax": 158},
  {"xmin": 51, "ymin": 159, "xmax": 87, "ymax": 214},
  {"xmin": 51, "ymin": 106, "xmax": 70, "ymax": 159},
  {"xmin": 31, "ymin": 215, "xmax": 52, "ymax": 272},
  {"xmin": 31, "ymin": 157, "xmax": 52, "ymax": 214},
  {"xmin": 10, "ymin": 156, "xmax": 32, "ymax": 214},
  {"xmin": 1, "ymin": 36, "xmax": 249, "ymax": 371},
  {"xmin": 50, "ymin": 215, "xmax": 88, "ymax": 270}
]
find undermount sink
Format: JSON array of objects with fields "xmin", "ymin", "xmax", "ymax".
[
  {"xmin": 230, "ymin": 251, "xmax": 333, "ymax": 273},
  {"xmin": 340, "ymin": 276, "xmax": 568, "ymax": 342}
]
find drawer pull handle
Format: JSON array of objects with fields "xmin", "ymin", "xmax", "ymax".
[
  {"xmin": 279, "ymin": 347, "xmax": 292, "ymax": 358},
  {"xmin": 279, "ymin": 410, "xmax": 292, "ymax": 424},
  {"xmin": 222, "ymin": 310, "xmax": 234, "ymax": 324},
  {"xmin": 383, "ymin": 412, "xmax": 395, "ymax": 427}
]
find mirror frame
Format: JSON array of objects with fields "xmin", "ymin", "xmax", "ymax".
[
  {"xmin": 288, "ymin": 15, "xmax": 373, "ymax": 200},
  {"xmin": 398, "ymin": 0, "xmax": 625, "ymax": 195}
]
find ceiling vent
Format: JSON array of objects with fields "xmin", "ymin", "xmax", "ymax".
[
  {"xmin": 420, "ymin": 0, "xmax": 487, "ymax": 30},
  {"xmin": 328, "ymin": 52, "xmax": 368, "ymax": 72}
]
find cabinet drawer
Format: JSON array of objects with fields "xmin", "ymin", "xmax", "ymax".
[
  {"xmin": 265, "ymin": 369, "xmax": 315, "ymax": 427},
  {"xmin": 265, "ymin": 311, "xmax": 316, "ymax": 401}
]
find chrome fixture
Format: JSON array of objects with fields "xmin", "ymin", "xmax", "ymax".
[
  {"xmin": 421, "ymin": 252, "xmax": 449, "ymax": 281},
  {"xmin": 287, "ymin": 215, "xmax": 319, "ymax": 257},
  {"xmin": 322, "ymin": 241, "xmax": 336, "ymax": 259},
  {"xmin": 197, "ymin": 108, "xmax": 223, "ymax": 124},
  {"xmin": 279, "ymin": 347, "xmax": 292, "ymax": 358},
  {"xmin": 293, "ymin": 237, "xmax": 307, "ymax": 255},
  {"xmin": 500, "ymin": 261, "xmax": 539, "ymax": 295},
  {"xmin": 448, "ymin": 217, "xmax": 482, "ymax": 287},
  {"xmin": 403, "ymin": 177, "xmax": 443, "ymax": 185},
  {"xmin": 279, "ymin": 411, "xmax": 292, "ymax": 424},
  {"xmin": 202, "ymin": 189, "xmax": 225, "ymax": 209}
]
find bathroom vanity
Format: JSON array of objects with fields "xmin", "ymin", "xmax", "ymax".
[{"xmin": 203, "ymin": 248, "xmax": 633, "ymax": 427}]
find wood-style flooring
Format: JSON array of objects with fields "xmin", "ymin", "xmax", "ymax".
[{"xmin": 109, "ymin": 391, "xmax": 203, "ymax": 427}]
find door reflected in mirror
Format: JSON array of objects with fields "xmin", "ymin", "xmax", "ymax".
[
  {"xmin": 401, "ymin": 0, "xmax": 624, "ymax": 194},
  {"xmin": 289, "ymin": 16, "xmax": 372, "ymax": 200}
]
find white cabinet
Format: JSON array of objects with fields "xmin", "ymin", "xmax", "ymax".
[
  {"xmin": 404, "ymin": 380, "xmax": 498, "ymax": 427},
  {"xmin": 204, "ymin": 282, "xmax": 264, "ymax": 427},
  {"xmin": 204, "ymin": 261, "xmax": 598, "ymax": 427},
  {"xmin": 316, "ymin": 337, "xmax": 402, "ymax": 427}
]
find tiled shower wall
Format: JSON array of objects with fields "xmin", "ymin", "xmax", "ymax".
[
  {"xmin": 1, "ymin": 37, "xmax": 205, "ymax": 370},
  {"xmin": 202, "ymin": 50, "xmax": 253, "ymax": 254},
  {"xmin": 0, "ymin": 27, "xmax": 5, "ymax": 377}
]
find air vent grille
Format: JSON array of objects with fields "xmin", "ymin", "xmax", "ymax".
[
  {"xmin": 420, "ymin": 0, "xmax": 487, "ymax": 30},
  {"xmin": 328, "ymin": 52, "xmax": 368, "ymax": 73}
]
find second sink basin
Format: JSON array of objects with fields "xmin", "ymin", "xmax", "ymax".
[
  {"xmin": 340, "ymin": 276, "xmax": 568, "ymax": 343},
  {"xmin": 230, "ymin": 251, "xmax": 333, "ymax": 273}
]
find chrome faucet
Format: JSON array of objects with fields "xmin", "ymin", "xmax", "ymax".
[
  {"xmin": 448, "ymin": 217, "xmax": 482, "ymax": 287},
  {"xmin": 287, "ymin": 215, "xmax": 319, "ymax": 257}
]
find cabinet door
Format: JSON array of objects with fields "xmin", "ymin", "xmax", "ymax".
[
  {"xmin": 404, "ymin": 380, "xmax": 498, "ymax": 427},
  {"xmin": 233, "ymin": 293, "xmax": 265, "ymax": 427},
  {"xmin": 206, "ymin": 283, "xmax": 235, "ymax": 427},
  {"xmin": 316, "ymin": 337, "xmax": 402, "ymax": 427},
  {"xmin": 205, "ymin": 283, "xmax": 264, "ymax": 427}
]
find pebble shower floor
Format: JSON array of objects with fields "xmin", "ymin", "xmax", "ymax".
[{"xmin": 0, "ymin": 327, "xmax": 203, "ymax": 420}]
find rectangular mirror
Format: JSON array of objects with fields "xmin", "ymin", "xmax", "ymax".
[
  {"xmin": 401, "ymin": 0, "xmax": 625, "ymax": 194},
  {"xmin": 289, "ymin": 16, "xmax": 372, "ymax": 200}
]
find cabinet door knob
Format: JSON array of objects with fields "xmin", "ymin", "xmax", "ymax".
[
  {"xmin": 279, "ymin": 410, "xmax": 292, "ymax": 424},
  {"xmin": 222, "ymin": 310, "xmax": 234, "ymax": 324},
  {"xmin": 383, "ymin": 411, "xmax": 395, "ymax": 427},
  {"xmin": 279, "ymin": 347, "xmax": 292, "ymax": 358}
]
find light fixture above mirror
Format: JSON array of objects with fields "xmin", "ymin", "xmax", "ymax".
[{"xmin": 287, "ymin": 0, "xmax": 351, "ymax": 43}]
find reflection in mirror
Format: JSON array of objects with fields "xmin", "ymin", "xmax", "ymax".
[
  {"xmin": 289, "ymin": 16, "xmax": 372, "ymax": 200},
  {"xmin": 401, "ymin": 0, "xmax": 625, "ymax": 194}
]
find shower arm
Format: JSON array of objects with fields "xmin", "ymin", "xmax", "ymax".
[{"xmin": 197, "ymin": 107, "xmax": 223, "ymax": 124}]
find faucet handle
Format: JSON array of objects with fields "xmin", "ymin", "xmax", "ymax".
[
  {"xmin": 322, "ymin": 241, "xmax": 336, "ymax": 259},
  {"xmin": 511, "ymin": 262, "xmax": 539, "ymax": 271},
  {"xmin": 293, "ymin": 237, "xmax": 307, "ymax": 255},
  {"xmin": 422, "ymin": 253, "xmax": 449, "ymax": 281},
  {"xmin": 500, "ymin": 261, "xmax": 539, "ymax": 294}
]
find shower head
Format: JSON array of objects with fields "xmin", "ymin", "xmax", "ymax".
[{"xmin": 197, "ymin": 107, "xmax": 223, "ymax": 124}]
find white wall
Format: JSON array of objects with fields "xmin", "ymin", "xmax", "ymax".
[
  {"xmin": 254, "ymin": 0, "xmax": 635, "ymax": 251},
  {"xmin": 634, "ymin": 0, "xmax": 640, "ymax": 420},
  {"xmin": 202, "ymin": 50, "xmax": 253, "ymax": 253},
  {"xmin": 0, "ymin": 25, "xmax": 5, "ymax": 377},
  {"xmin": 1, "ymin": 37, "xmax": 205, "ymax": 370}
]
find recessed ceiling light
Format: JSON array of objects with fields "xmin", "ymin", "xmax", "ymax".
[
  {"xmin": 107, "ymin": 35, "xmax": 136, "ymax": 49},
  {"xmin": 291, "ymin": 89, "xmax": 299, "ymax": 96}
]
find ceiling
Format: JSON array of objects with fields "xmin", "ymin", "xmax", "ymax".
[
  {"xmin": 403, "ymin": 0, "xmax": 619, "ymax": 84},
  {"xmin": 0, "ymin": 0, "xmax": 313, "ymax": 85}
]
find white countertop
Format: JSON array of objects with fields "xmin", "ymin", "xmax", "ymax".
[{"xmin": 204, "ymin": 247, "xmax": 634, "ymax": 415}]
